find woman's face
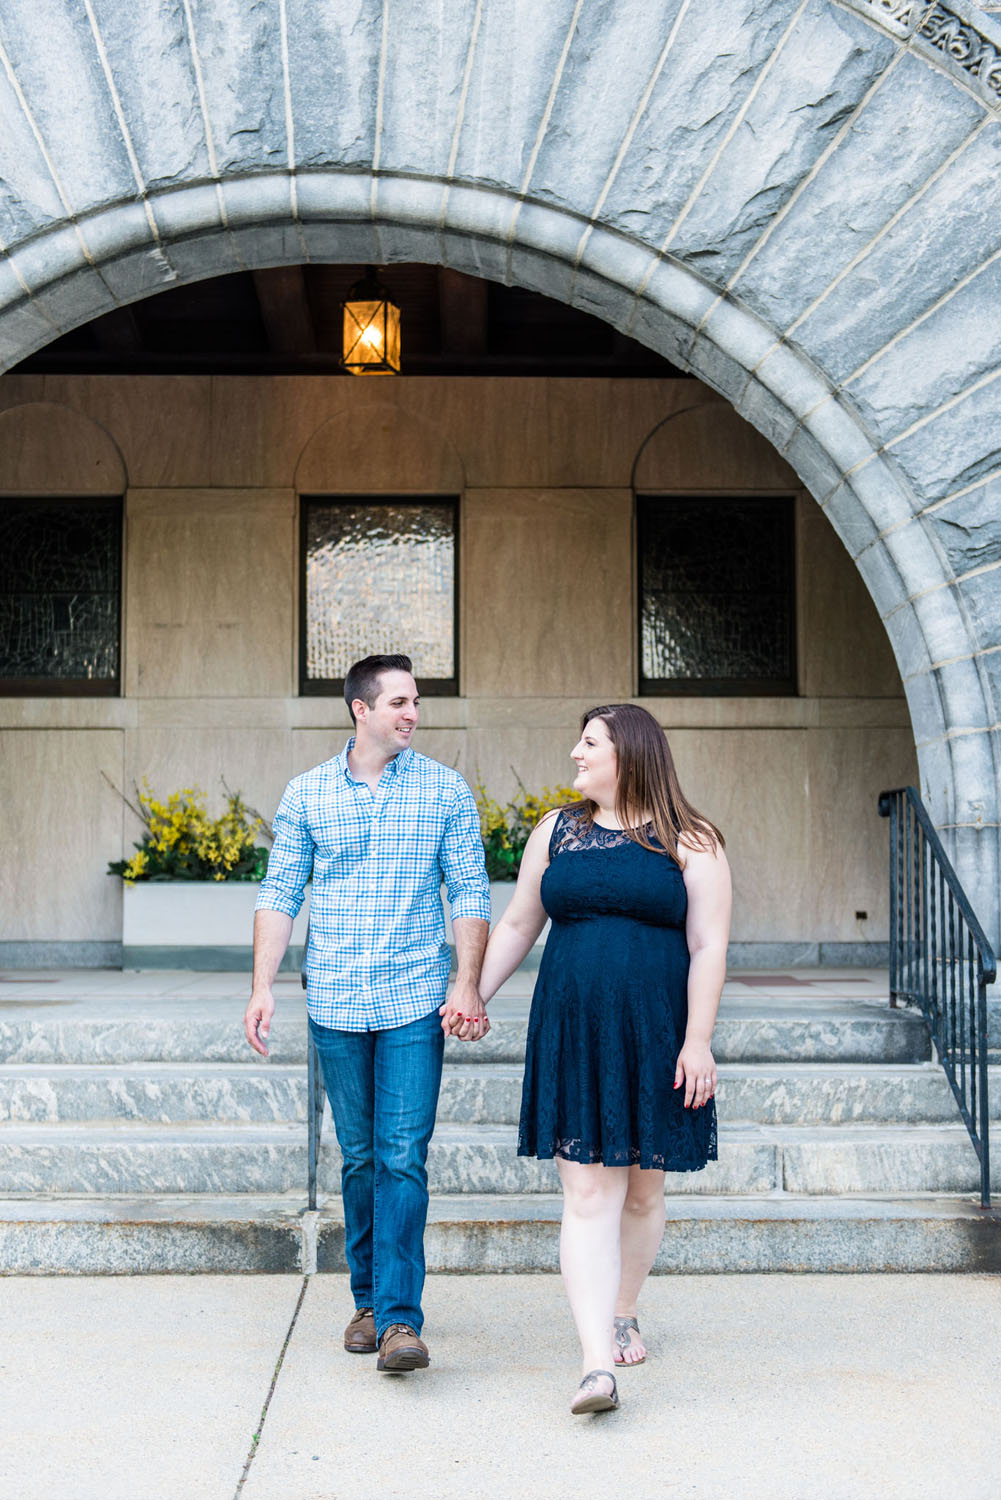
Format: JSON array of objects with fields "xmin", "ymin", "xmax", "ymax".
[{"xmin": 570, "ymin": 716, "xmax": 618, "ymax": 805}]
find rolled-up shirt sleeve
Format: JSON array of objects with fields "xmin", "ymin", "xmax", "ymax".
[
  {"xmin": 255, "ymin": 779, "xmax": 314, "ymax": 919},
  {"xmin": 439, "ymin": 778, "xmax": 490, "ymax": 922}
]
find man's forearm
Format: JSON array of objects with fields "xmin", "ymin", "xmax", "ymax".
[
  {"xmin": 252, "ymin": 908, "xmax": 294, "ymax": 993},
  {"xmin": 452, "ymin": 916, "xmax": 488, "ymax": 988}
]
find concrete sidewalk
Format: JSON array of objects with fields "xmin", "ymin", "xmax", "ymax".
[{"xmin": 2, "ymin": 1272, "xmax": 1000, "ymax": 1500}]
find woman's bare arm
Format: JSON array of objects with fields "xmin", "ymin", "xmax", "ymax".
[
  {"xmin": 676, "ymin": 836, "xmax": 732, "ymax": 1109},
  {"xmin": 478, "ymin": 810, "xmax": 558, "ymax": 1001}
]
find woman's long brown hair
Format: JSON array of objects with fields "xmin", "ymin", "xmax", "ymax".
[{"xmin": 570, "ymin": 703, "xmax": 724, "ymax": 863}]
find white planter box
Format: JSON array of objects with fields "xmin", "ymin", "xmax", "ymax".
[
  {"xmin": 122, "ymin": 879, "xmax": 542, "ymax": 968},
  {"xmin": 123, "ymin": 882, "xmax": 311, "ymax": 949}
]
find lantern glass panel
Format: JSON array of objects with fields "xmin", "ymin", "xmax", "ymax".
[{"xmin": 342, "ymin": 297, "xmax": 401, "ymax": 375}]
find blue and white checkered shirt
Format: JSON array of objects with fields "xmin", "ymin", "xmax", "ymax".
[{"xmin": 256, "ymin": 740, "xmax": 490, "ymax": 1030}]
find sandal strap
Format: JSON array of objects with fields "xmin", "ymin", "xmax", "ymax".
[
  {"xmin": 579, "ymin": 1368, "xmax": 617, "ymax": 1388},
  {"xmin": 614, "ymin": 1316, "xmax": 640, "ymax": 1349}
]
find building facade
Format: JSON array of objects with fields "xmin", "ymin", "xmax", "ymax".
[{"xmin": 1, "ymin": 0, "xmax": 1000, "ymax": 958}]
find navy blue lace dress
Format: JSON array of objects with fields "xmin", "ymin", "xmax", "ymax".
[{"xmin": 518, "ymin": 807, "xmax": 718, "ymax": 1172}]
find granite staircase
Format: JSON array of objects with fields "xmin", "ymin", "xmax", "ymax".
[{"xmin": 1, "ymin": 969, "xmax": 1000, "ymax": 1273}]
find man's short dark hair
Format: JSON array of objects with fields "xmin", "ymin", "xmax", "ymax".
[{"xmin": 344, "ymin": 654, "xmax": 414, "ymax": 724}]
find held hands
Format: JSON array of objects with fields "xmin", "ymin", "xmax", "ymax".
[
  {"xmin": 439, "ymin": 981, "xmax": 491, "ymax": 1042},
  {"xmin": 244, "ymin": 990, "xmax": 275, "ymax": 1057},
  {"xmin": 674, "ymin": 1038, "xmax": 716, "ymax": 1110}
]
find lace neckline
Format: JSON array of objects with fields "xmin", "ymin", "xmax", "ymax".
[{"xmin": 552, "ymin": 807, "xmax": 657, "ymax": 855}]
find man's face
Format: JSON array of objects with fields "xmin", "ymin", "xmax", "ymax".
[{"xmin": 353, "ymin": 670, "xmax": 420, "ymax": 755}]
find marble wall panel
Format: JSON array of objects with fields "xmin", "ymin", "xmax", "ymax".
[
  {"xmin": 226, "ymin": 378, "xmax": 712, "ymax": 492},
  {"xmin": 289, "ymin": 729, "xmax": 351, "ymax": 784},
  {"xmin": 671, "ymin": 722, "xmax": 916, "ymax": 942},
  {"xmin": 294, "ymin": 404, "xmax": 465, "ymax": 494},
  {"xmin": 0, "ymin": 375, "xmax": 797, "ymax": 496},
  {"xmin": 666, "ymin": 728, "xmax": 811, "ymax": 943},
  {"xmin": 38, "ymin": 377, "xmax": 211, "ymax": 488},
  {"xmin": 1, "ymin": 729, "xmax": 124, "ymax": 940},
  {"xmin": 463, "ymin": 726, "xmax": 581, "ymax": 808},
  {"xmin": 124, "ymin": 489, "xmax": 295, "ymax": 699},
  {"xmin": 633, "ymin": 400, "xmax": 797, "ymax": 492},
  {"xmin": 798, "ymin": 498, "xmax": 905, "ymax": 699},
  {"xmin": 463, "ymin": 488, "xmax": 633, "ymax": 699},
  {"xmin": 0, "ymin": 375, "xmax": 45, "ymax": 412},
  {"xmin": 122, "ymin": 727, "xmax": 294, "ymax": 846},
  {"xmin": 208, "ymin": 379, "xmax": 344, "ymax": 488},
  {"xmin": 542, "ymin": 381, "xmax": 721, "ymax": 489},
  {"xmin": 805, "ymin": 726, "xmax": 919, "ymax": 941},
  {"xmin": 0, "ymin": 402, "xmax": 125, "ymax": 493}
]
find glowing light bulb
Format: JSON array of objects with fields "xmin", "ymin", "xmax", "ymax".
[{"xmin": 361, "ymin": 324, "xmax": 383, "ymax": 350}]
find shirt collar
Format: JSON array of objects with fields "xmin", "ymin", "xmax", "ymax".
[{"xmin": 337, "ymin": 737, "xmax": 414, "ymax": 783}]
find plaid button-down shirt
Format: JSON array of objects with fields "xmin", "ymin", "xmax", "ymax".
[{"xmin": 256, "ymin": 740, "xmax": 490, "ymax": 1030}]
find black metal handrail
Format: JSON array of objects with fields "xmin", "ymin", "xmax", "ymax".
[
  {"xmin": 878, "ymin": 786, "xmax": 996, "ymax": 1208},
  {"xmin": 302, "ymin": 947, "xmax": 324, "ymax": 1211}
]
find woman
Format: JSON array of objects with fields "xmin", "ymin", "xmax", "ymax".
[{"xmin": 475, "ymin": 703, "xmax": 731, "ymax": 1414}]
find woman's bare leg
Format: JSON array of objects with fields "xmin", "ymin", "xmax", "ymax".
[
  {"xmin": 556, "ymin": 1158, "xmax": 629, "ymax": 1399},
  {"xmin": 614, "ymin": 1165, "xmax": 666, "ymax": 1363}
]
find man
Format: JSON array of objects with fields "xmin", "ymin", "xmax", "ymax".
[{"xmin": 244, "ymin": 653, "xmax": 490, "ymax": 1373}]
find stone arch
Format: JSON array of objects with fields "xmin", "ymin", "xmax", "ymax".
[
  {"xmin": 0, "ymin": 403, "xmax": 126, "ymax": 494},
  {"xmin": 0, "ymin": 0, "xmax": 999, "ymax": 928}
]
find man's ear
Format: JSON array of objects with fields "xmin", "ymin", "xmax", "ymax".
[{"xmin": 352, "ymin": 697, "xmax": 368, "ymax": 723}]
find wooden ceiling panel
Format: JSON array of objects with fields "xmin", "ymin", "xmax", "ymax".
[{"xmin": 13, "ymin": 264, "xmax": 688, "ymax": 378}]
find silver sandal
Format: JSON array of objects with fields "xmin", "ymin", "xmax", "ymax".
[
  {"xmin": 613, "ymin": 1315, "xmax": 645, "ymax": 1365},
  {"xmin": 571, "ymin": 1368, "xmax": 619, "ymax": 1414}
]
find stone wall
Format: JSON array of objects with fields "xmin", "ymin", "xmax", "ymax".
[{"xmin": 0, "ymin": 376, "xmax": 916, "ymax": 964}]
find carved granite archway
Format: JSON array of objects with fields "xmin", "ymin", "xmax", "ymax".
[{"xmin": 1, "ymin": 0, "xmax": 1000, "ymax": 931}]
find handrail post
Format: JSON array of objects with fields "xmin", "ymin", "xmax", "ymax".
[
  {"xmin": 888, "ymin": 791, "xmax": 899, "ymax": 1006},
  {"xmin": 977, "ymin": 960, "xmax": 991, "ymax": 1210}
]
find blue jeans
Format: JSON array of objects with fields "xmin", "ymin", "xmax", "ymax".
[{"xmin": 310, "ymin": 1008, "xmax": 444, "ymax": 1339}]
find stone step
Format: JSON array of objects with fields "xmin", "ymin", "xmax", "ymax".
[
  {"xmin": 0, "ymin": 1011, "xmax": 931, "ymax": 1066},
  {"xmin": 1, "ymin": 1193, "xmax": 998, "ymax": 1276},
  {"xmin": 0, "ymin": 1120, "xmax": 992, "ymax": 1196},
  {"xmin": 436, "ymin": 1063, "xmax": 996, "ymax": 1127},
  {"xmin": 1, "ymin": 1061, "xmax": 994, "ymax": 1127}
]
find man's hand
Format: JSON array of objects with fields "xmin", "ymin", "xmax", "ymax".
[
  {"xmin": 439, "ymin": 981, "xmax": 490, "ymax": 1041},
  {"xmin": 244, "ymin": 990, "xmax": 275, "ymax": 1057}
]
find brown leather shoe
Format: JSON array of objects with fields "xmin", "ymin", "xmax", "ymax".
[
  {"xmin": 377, "ymin": 1323, "xmax": 430, "ymax": 1372},
  {"xmin": 343, "ymin": 1306, "xmax": 377, "ymax": 1354}
]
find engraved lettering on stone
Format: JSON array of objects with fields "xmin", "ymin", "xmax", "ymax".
[
  {"xmin": 843, "ymin": 0, "xmax": 920, "ymax": 38},
  {"xmin": 918, "ymin": 6, "xmax": 1001, "ymax": 101},
  {"xmin": 876, "ymin": 0, "xmax": 919, "ymax": 25},
  {"xmin": 848, "ymin": 0, "xmax": 1001, "ymax": 105}
]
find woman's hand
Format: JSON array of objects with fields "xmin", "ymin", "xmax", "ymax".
[
  {"xmin": 439, "ymin": 982, "xmax": 491, "ymax": 1040},
  {"xmin": 675, "ymin": 1039, "xmax": 716, "ymax": 1110}
]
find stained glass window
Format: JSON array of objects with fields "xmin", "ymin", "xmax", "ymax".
[
  {"xmin": 638, "ymin": 496, "xmax": 796, "ymax": 695},
  {"xmin": 301, "ymin": 498, "xmax": 457, "ymax": 693},
  {"xmin": 0, "ymin": 498, "xmax": 122, "ymax": 694}
]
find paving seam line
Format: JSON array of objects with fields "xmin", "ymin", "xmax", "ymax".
[{"xmin": 233, "ymin": 1273, "xmax": 310, "ymax": 1499}]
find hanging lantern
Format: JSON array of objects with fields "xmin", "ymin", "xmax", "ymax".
[{"xmin": 341, "ymin": 267, "xmax": 401, "ymax": 375}]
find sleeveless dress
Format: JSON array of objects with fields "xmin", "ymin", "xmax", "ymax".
[{"xmin": 518, "ymin": 807, "xmax": 718, "ymax": 1172}]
